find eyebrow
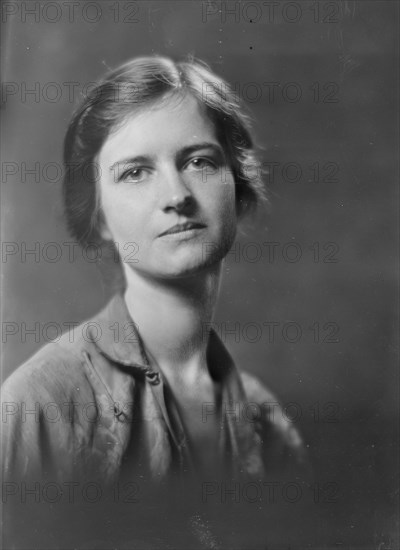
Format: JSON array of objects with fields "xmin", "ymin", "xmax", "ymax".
[{"xmin": 109, "ymin": 142, "xmax": 224, "ymax": 171}]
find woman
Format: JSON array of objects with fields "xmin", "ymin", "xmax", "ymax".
[{"xmin": 2, "ymin": 56, "xmax": 307, "ymax": 548}]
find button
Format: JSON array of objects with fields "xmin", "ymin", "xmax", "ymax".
[
  {"xmin": 113, "ymin": 404, "xmax": 124, "ymax": 418},
  {"xmin": 146, "ymin": 371, "xmax": 160, "ymax": 385}
]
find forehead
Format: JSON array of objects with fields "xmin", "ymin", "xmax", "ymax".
[{"xmin": 98, "ymin": 94, "xmax": 218, "ymax": 163}]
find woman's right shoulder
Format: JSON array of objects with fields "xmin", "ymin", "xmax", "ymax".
[{"xmin": 1, "ymin": 326, "xmax": 96, "ymax": 404}]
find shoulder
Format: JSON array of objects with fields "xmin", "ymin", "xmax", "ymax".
[
  {"xmin": 239, "ymin": 370, "xmax": 306, "ymax": 464},
  {"xmin": 1, "ymin": 324, "xmax": 95, "ymax": 404},
  {"xmin": 1, "ymin": 314, "xmax": 114, "ymax": 478},
  {"xmin": 239, "ymin": 369, "xmax": 279, "ymax": 403}
]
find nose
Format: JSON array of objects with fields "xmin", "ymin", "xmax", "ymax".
[{"xmin": 160, "ymin": 166, "xmax": 195, "ymax": 214}]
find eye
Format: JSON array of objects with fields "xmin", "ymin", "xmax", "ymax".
[
  {"xmin": 186, "ymin": 157, "xmax": 218, "ymax": 171},
  {"xmin": 119, "ymin": 166, "xmax": 150, "ymax": 183}
]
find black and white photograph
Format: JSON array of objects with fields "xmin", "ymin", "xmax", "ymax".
[{"xmin": 1, "ymin": 1, "xmax": 398, "ymax": 549}]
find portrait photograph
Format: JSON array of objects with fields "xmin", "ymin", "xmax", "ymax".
[{"xmin": 1, "ymin": 1, "xmax": 398, "ymax": 549}]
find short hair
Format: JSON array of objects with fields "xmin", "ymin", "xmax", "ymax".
[{"xmin": 63, "ymin": 55, "xmax": 266, "ymax": 247}]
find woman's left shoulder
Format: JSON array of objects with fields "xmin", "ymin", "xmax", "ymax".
[
  {"xmin": 239, "ymin": 370, "xmax": 307, "ymax": 465},
  {"xmin": 239, "ymin": 369, "xmax": 280, "ymax": 404}
]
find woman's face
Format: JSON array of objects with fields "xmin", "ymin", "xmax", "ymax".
[{"xmin": 97, "ymin": 93, "xmax": 237, "ymax": 279}]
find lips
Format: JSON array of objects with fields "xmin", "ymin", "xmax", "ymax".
[{"xmin": 158, "ymin": 221, "xmax": 206, "ymax": 237}]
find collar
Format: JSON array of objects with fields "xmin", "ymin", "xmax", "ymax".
[
  {"xmin": 90, "ymin": 293, "xmax": 241, "ymax": 384},
  {"xmin": 92, "ymin": 293, "xmax": 150, "ymax": 369}
]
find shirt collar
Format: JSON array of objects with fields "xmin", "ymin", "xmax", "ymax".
[
  {"xmin": 91, "ymin": 292, "xmax": 149, "ymax": 369},
  {"xmin": 91, "ymin": 293, "xmax": 241, "ymax": 384}
]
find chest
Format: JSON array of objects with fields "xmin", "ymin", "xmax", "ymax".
[{"xmin": 168, "ymin": 382, "xmax": 224, "ymax": 470}]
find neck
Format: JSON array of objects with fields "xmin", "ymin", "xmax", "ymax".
[{"xmin": 122, "ymin": 265, "xmax": 222, "ymax": 383}]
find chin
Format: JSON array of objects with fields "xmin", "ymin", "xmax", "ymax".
[
  {"xmin": 156, "ymin": 261, "xmax": 219, "ymax": 280},
  {"xmin": 127, "ymin": 236, "xmax": 235, "ymax": 280},
  {"xmin": 150, "ymin": 251, "xmax": 224, "ymax": 280},
  {"xmin": 177, "ymin": 241, "xmax": 232, "ymax": 272}
]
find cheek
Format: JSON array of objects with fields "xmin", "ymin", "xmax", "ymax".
[
  {"xmin": 99, "ymin": 189, "xmax": 143, "ymax": 242},
  {"xmin": 205, "ymin": 179, "xmax": 237, "ymax": 249},
  {"xmin": 212, "ymin": 179, "xmax": 237, "ymax": 222}
]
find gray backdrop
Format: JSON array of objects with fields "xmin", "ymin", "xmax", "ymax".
[{"xmin": 1, "ymin": 1, "xmax": 398, "ymax": 548}]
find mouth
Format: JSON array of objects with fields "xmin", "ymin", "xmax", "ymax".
[{"xmin": 158, "ymin": 221, "xmax": 206, "ymax": 238}]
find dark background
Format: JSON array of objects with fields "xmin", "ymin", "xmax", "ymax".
[{"xmin": 1, "ymin": 1, "xmax": 398, "ymax": 548}]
